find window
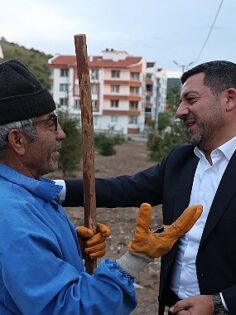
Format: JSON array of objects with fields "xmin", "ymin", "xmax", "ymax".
[
  {"xmin": 111, "ymin": 116, "xmax": 118, "ymax": 123},
  {"xmin": 92, "ymin": 100, "xmax": 98, "ymax": 111},
  {"xmin": 59, "ymin": 98, "xmax": 68, "ymax": 106},
  {"xmin": 111, "ymin": 85, "xmax": 120, "ymax": 93},
  {"xmin": 111, "ymin": 70, "xmax": 120, "ymax": 78},
  {"xmin": 60, "ymin": 69, "xmax": 69, "ymax": 77},
  {"xmin": 111, "ymin": 100, "xmax": 119, "ymax": 108},
  {"xmin": 59, "ymin": 83, "xmax": 69, "ymax": 92},
  {"xmin": 74, "ymin": 99, "xmax": 80, "ymax": 109},
  {"xmin": 146, "ymin": 84, "xmax": 153, "ymax": 93},
  {"xmin": 91, "ymin": 69, "xmax": 99, "ymax": 80},
  {"xmin": 130, "ymin": 87, "xmax": 139, "ymax": 95},
  {"xmin": 130, "ymin": 101, "xmax": 139, "ymax": 110},
  {"xmin": 146, "ymin": 95, "xmax": 151, "ymax": 102},
  {"xmin": 91, "ymin": 84, "xmax": 98, "ymax": 94},
  {"xmin": 129, "ymin": 116, "xmax": 138, "ymax": 124},
  {"xmin": 131, "ymin": 72, "xmax": 140, "ymax": 80}
]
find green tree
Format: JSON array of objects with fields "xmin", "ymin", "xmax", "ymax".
[
  {"xmin": 96, "ymin": 135, "xmax": 116, "ymax": 156},
  {"xmin": 147, "ymin": 88, "xmax": 188, "ymax": 162},
  {"xmin": 166, "ymin": 87, "xmax": 180, "ymax": 112},
  {"xmin": 94, "ymin": 131, "xmax": 125, "ymax": 156},
  {"xmin": 58, "ymin": 111, "xmax": 82, "ymax": 176}
]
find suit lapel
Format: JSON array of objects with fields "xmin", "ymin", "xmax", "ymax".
[
  {"xmin": 173, "ymin": 154, "xmax": 199, "ymax": 219},
  {"xmin": 200, "ymin": 151, "xmax": 236, "ymax": 246}
]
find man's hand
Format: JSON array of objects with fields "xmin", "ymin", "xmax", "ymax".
[
  {"xmin": 128, "ymin": 203, "xmax": 203, "ymax": 259},
  {"xmin": 76, "ymin": 223, "xmax": 111, "ymax": 259},
  {"xmin": 169, "ymin": 295, "xmax": 214, "ymax": 314}
]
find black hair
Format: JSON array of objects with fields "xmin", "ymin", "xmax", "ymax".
[{"xmin": 181, "ymin": 60, "xmax": 236, "ymax": 94}]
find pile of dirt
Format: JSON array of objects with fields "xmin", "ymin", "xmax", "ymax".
[{"xmin": 52, "ymin": 140, "xmax": 163, "ymax": 315}]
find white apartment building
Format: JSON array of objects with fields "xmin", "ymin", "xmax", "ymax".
[
  {"xmin": 156, "ymin": 69, "xmax": 168, "ymax": 113},
  {"xmin": 49, "ymin": 49, "xmax": 167, "ymax": 135},
  {"xmin": 145, "ymin": 63, "xmax": 167, "ymax": 126}
]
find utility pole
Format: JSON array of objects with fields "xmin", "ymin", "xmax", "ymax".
[{"xmin": 173, "ymin": 60, "xmax": 194, "ymax": 74}]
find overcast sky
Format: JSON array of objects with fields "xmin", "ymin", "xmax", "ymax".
[{"xmin": 1, "ymin": 0, "xmax": 235, "ymax": 70}]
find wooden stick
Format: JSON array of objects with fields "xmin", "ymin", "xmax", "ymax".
[{"xmin": 74, "ymin": 34, "xmax": 97, "ymax": 274}]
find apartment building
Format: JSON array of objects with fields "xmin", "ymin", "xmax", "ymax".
[
  {"xmin": 49, "ymin": 49, "xmax": 166, "ymax": 135},
  {"xmin": 144, "ymin": 62, "xmax": 168, "ymax": 126}
]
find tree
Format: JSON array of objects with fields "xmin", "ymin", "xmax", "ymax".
[
  {"xmin": 94, "ymin": 132, "xmax": 125, "ymax": 156},
  {"xmin": 147, "ymin": 88, "xmax": 188, "ymax": 162},
  {"xmin": 166, "ymin": 87, "xmax": 180, "ymax": 112},
  {"xmin": 95, "ymin": 134, "xmax": 116, "ymax": 156},
  {"xmin": 58, "ymin": 111, "xmax": 82, "ymax": 176}
]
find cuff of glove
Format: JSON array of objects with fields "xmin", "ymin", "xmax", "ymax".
[{"xmin": 116, "ymin": 251, "xmax": 153, "ymax": 279}]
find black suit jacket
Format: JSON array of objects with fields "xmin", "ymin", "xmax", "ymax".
[{"xmin": 64, "ymin": 143, "xmax": 236, "ymax": 314}]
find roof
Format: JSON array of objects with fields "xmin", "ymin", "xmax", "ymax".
[
  {"xmin": 49, "ymin": 55, "xmax": 77, "ymax": 67},
  {"xmin": 49, "ymin": 55, "xmax": 143, "ymax": 69},
  {"xmin": 90, "ymin": 56, "xmax": 142, "ymax": 68}
]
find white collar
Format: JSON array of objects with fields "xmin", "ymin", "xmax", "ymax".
[{"xmin": 194, "ymin": 136, "xmax": 236, "ymax": 161}]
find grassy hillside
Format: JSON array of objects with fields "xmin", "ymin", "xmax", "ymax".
[{"xmin": 0, "ymin": 37, "xmax": 52, "ymax": 88}]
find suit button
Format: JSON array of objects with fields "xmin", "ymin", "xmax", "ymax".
[{"xmin": 200, "ymin": 273, "xmax": 207, "ymax": 277}]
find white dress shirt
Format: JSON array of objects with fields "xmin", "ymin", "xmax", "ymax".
[
  {"xmin": 170, "ymin": 136, "xmax": 236, "ymax": 308},
  {"xmin": 54, "ymin": 179, "xmax": 66, "ymax": 202}
]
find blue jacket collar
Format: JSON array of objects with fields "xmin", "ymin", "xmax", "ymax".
[{"xmin": 0, "ymin": 163, "xmax": 62, "ymax": 202}]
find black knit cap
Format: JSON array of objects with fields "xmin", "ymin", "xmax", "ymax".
[{"xmin": 0, "ymin": 59, "xmax": 56, "ymax": 125}]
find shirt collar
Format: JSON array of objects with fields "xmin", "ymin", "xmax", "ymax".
[
  {"xmin": 0, "ymin": 163, "xmax": 62, "ymax": 202},
  {"xmin": 194, "ymin": 136, "xmax": 236, "ymax": 161}
]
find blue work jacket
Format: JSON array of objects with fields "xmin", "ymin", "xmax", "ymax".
[{"xmin": 0, "ymin": 164, "xmax": 136, "ymax": 315}]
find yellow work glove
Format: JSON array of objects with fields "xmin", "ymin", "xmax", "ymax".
[
  {"xmin": 128, "ymin": 203, "xmax": 203, "ymax": 259},
  {"xmin": 76, "ymin": 223, "xmax": 111, "ymax": 259}
]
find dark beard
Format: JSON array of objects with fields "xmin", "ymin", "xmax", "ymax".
[{"xmin": 188, "ymin": 123, "xmax": 217, "ymax": 150}]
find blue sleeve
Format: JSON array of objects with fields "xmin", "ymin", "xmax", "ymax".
[{"xmin": 0, "ymin": 201, "xmax": 136, "ymax": 315}]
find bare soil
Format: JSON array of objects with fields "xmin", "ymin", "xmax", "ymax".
[{"xmin": 51, "ymin": 140, "xmax": 163, "ymax": 315}]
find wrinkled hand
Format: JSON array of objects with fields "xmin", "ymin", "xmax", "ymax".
[
  {"xmin": 169, "ymin": 295, "xmax": 214, "ymax": 315},
  {"xmin": 128, "ymin": 203, "xmax": 203, "ymax": 259},
  {"xmin": 76, "ymin": 223, "xmax": 111, "ymax": 259}
]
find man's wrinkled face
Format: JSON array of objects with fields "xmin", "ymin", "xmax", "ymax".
[{"xmin": 24, "ymin": 112, "xmax": 66, "ymax": 178}]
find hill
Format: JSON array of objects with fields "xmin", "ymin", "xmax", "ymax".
[{"xmin": 0, "ymin": 37, "xmax": 52, "ymax": 88}]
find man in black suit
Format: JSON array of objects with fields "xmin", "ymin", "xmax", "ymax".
[{"xmin": 58, "ymin": 60, "xmax": 236, "ymax": 314}]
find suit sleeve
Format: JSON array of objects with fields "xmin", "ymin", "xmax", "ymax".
[
  {"xmin": 63, "ymin": 164, "xmax": 164, "ymax": 208},
  {"xmin": 222, "ymin": 282, "xmax": 236, "ymax": 313}
]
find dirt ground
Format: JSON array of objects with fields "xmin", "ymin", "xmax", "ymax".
[{"xmin": 51, "ymin": 140, "xmax": 163, "ymax": 315}]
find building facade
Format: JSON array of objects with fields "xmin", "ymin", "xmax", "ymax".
[{"xmin": 49, "ymin": 49, "xmax": 167, "ymax": 135}]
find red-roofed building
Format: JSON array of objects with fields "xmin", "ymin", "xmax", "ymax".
[{"xmin": 49, "ymin": 49, "xmax": 165, "ymax": 135}]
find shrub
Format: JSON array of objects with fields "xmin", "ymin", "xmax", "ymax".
[
  {"xmin": 147, "ymin": 88, "xmax": 188, "ymax": 162},
  {"xmin": 147, "ymin": 121, "xmax": 187, "ymax": 161},
  {"xmin": 95, "ymin": 133, "xmax": 116, "ymax": 156},
  {"xmin": 94, "ymin": 132, "xmax": 125, "ymax": 156},
  {"xmin": 58, "ymin": 111, "xmax": 82, "ymax": 176}
]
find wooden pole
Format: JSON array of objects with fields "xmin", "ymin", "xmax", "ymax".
[{"xmin": 74, "ymin": 34, "xmax": 97, "ymax": 274}]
